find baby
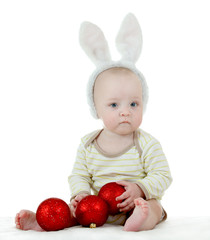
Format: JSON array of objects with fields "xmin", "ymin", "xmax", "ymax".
[
  {"xmin": 15, "ymin": 13, "xmax": 172, "ymax": 232},
  {"xmin": 69, "ymin": 67, "xmax": 172, "ymax": 231},
  {"xmin": 69, "ymin": 13, "xmax": 172, "ymax": 231}
]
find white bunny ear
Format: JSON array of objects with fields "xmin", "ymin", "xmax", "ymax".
[
  {"xmin": 116, "ymin": 13, "xmax": 143, "ymax": 63},
  {"xmin": 79, "ymin": 21, "xmax": 111, "ymax": 66}
]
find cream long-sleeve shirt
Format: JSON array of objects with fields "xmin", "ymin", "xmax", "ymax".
[{"xmin": 68, "ymin": 128, "xmax": 172, "ymax": 201}]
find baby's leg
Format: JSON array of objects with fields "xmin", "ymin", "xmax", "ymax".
[
  {"xmin": 123, "ymin": 198, "xmax": 162, "ymax": 232},
  {"xmin": 15, "ymin": 210, "xmax": 44, "ymax": 231}
]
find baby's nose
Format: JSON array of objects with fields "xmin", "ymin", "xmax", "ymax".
[{"xmin": 120, "ymin": 109, "xmax": 130, "ymax": 117}]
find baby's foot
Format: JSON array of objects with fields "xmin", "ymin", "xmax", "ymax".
[
  {"xmin": 15, "ymin": 210, "xmax": 43, "ymax": 231},
  {"xmin": 123, "ymin": 198, "xmax": 149, "ymax": 232}
]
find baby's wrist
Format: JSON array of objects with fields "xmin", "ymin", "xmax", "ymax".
[{"xmin": 135, "ymin": 184, "xmax": 145, "ymax": 198}]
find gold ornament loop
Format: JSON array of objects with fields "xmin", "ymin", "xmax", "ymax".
[{"xmin": 90, "ymin": 223, "xmax": 96, "ymax": 228}]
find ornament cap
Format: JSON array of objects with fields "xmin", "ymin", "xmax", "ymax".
[{"xmin": 90, "ymin": 223, "xmax": 96, "ymax": 228}]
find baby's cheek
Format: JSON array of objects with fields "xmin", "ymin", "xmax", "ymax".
[
  {"xmin": 133, "ymin": 113, "xmax": 142, "ymax": 127},
  {"xmin": 103, "ymin": 115, "xmax": 117, "ymax": 129}
]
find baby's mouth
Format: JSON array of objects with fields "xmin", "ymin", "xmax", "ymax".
[{"xmin": 120, "ymin": 120, "xmax": 130, "ymax": 124}]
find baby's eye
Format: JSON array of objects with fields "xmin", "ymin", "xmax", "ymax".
[
  {"xmin": 130, "ymin": 102, "xmax": 137, "ymax": 107},
  {"xmin": 110, "ymin": 103, "xmax": 118, "ymax": 108}
]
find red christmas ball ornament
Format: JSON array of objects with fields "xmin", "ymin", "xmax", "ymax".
[
  {"xmin": 75, "ymin": 195, "xmax": 108, "ymax": 228},
  {"xmin": 36, "ymin": 197, "xmax": 77, "ymax": 231},
  {"xmin": 98, "ymin": 182, "xmax": 125, "ymax": 215}
]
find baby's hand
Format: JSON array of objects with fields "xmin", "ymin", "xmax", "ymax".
[
  {"xmin": 116, "ymin": 181, "xmax": 145, "ymax": 212},
  {"xmin": 70, "ymin": 193, "xmax": 89, "ymax": 218}
]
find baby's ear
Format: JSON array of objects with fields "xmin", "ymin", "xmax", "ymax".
[
  {"xmin": 116, "ymin": 13, "xmax": 143, "ymax": 63},
  {"xmin": 79, "ymin": 21, "xmax": 111, "ymax": 66}
]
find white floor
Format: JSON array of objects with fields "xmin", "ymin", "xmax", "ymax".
[{"xmin": 1, "ymin": 216, "xmax": 210, "ymax": 240}]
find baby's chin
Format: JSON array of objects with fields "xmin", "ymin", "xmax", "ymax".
[{"xmin": 113, "ymin": 124, "xmax": 138, "ymax": 135}]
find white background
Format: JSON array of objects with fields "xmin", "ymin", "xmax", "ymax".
[{"xmin": 0, "ymin": 0, "xmax": 210, "ymax": 218}]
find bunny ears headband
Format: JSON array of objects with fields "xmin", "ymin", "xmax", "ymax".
[{"xmin": 79, "ymin": 13, "xmax": 148, "ymax": 119}]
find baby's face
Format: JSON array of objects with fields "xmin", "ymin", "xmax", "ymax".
[{"xmin": 94, "ymin": 68, "xmax": 143, "ymax": 135}]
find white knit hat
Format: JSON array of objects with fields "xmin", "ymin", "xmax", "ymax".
[{"xmin": 79, "ymin": 13, "xmax": 149, "ymax": 119}]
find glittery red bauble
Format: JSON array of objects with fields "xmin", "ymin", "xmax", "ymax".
[
  {"xmin": 36, "ymin": 198, "xmax": 76, "ymax": 231},
  {"xmin": 98, "ymin": 182, "xmax": 125, "ymax": 215},
  {"xmin": 75, "ymin": 195, "xmax": 108, "ymax": 227}
]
